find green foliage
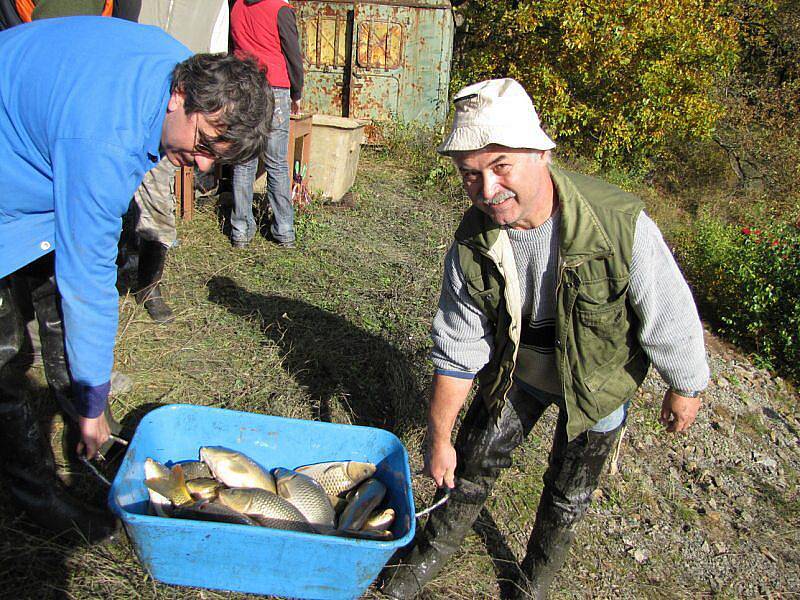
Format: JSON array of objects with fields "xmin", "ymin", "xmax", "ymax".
[
  {"xmin": 674, "ymin": 218, "xmax": 800, "ymax": 379},
  {"xmin": 649, "ymin": 1, "xmax": 800, "ymax": 222},
  {"xmin": 452, "ymin": 0, "xmax": 739, "ymax": 170}
]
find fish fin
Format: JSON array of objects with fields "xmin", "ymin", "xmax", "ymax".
[
  {"xmin": 146, "ymin": 465, "xmax": 192, "ymax": 506},
  {"xmin": 145, "ymin": 477, "xmax": 177, "ymax": 502},
  {"xmin": 144, "ymin": 458, "xmax": 171, "ymax": 480},
  {"xmin": 170, "ymin": 464, "xmax": 186, "ymax": 483},
  {"xmin": 275, "ymin": 479, "xmax": 290, "ymax": 500}
]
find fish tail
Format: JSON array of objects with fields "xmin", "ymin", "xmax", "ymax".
[{"xmin": 145, "ymin": 465, "xmax": 193, "ymax": 506}]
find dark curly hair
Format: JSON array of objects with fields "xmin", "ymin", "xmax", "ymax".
[{"xmin": 171, "ymin": 53, "xmax": 273, "ymax": 165}]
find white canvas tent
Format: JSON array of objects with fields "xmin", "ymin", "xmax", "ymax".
[{"xmin": 136, "ymin": 0, "xmax": 228, "ymax": 53}]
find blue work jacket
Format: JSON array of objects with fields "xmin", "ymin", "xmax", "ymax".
[{"xmin": 0, "ymin": 17, "xmax": 191, "ymax": 417}]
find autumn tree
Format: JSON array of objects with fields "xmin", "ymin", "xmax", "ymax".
[
  {"xmin": 452, "ymin": 0, "xmax": 739, "ymax": 170},
  {"xmin": 713, "ymin": 0, "xmax": 800, "ymax": 214}
]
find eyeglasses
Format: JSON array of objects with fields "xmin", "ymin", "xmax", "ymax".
[{"xmin": 193, "ymin": 114, "xmax": 219, "ymax": 159}]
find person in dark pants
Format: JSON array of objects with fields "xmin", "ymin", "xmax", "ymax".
[
  {"xmin": 0, "ymin": 17, "xmax": 272, "ymax": 542},
  {"xmin": 379, "ymin": 78, "xmax": 709, "ymax": 599}
]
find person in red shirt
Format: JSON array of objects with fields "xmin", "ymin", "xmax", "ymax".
[{"xmin": 230, "ymin": 0, "xmax": 304, "ymax": 249}]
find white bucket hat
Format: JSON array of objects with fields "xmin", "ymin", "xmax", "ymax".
[{"xmin": 437, "ymin": 78, "xmax": 556, "ymax": 156}]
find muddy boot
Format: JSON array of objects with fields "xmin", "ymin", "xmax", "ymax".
[
  {"xmin": 380, "ymin": 397, "xmax": 532, "ymax": 599},
  {"xmin": 0, "ymin": 397, "xmax": 118, "ymax": 543},
  {"xmin": 135, "ymin": 240, "xmax": 174, "ymax": 324},
  {"xmin": 515, "ymin": 424, "xmax": 621, "ymax": 599},
  {"xmin": 380, "ymin": 480, "xmax": 492, "ymax": 598}
]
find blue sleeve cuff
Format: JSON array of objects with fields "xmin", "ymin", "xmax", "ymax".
[
  {"xmin": 71, "ymin": 381, "xmax": 111, "ymax": 418},
  {"xmin": 434, "ymin": 368, "xmax": 476, "ymax": 380}
]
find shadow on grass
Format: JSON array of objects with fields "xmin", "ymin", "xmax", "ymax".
[
  {"xmin": 473, "ymin": 507, "xmax": 528, "ymax": 599},
  {"xmin": 206, "ymin": 276, "xmax": 427, "ymax": 435},
  {"xmin": 0, "ymin": 515, "xmax": 73, "ymax": 600}
]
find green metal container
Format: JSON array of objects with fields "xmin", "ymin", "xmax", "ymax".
[{"xmin": 293, "ymin": 0, "xmax": 454, "ymax": 137}]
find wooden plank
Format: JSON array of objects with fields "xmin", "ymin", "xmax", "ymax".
[{"xmin": 176, "ymin": 166, "xmax": 194, "ymax": 220}]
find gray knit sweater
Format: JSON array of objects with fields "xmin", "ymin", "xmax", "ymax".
[{"xmin": 431, "ymin": 211, "xmax": 710, "ymax": 393}]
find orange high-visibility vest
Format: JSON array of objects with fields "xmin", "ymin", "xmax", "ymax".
[{"xmin": 16, "ymin": 0, "xmax": 114, "ymax": 22}]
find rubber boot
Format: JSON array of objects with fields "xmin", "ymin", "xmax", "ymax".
[
  {"xmin": 1, "ymin": 273, "xmax": 118, "ymax": 542},
  {"xmin": 380, "ymin": 397, "xmax": 532, "ymax": 599},
  {"xmin": 514, "ymin": 425, "xmax": 622, "ymax": 599},
  {"xmin": 0, "ymin": 398, "xmax": 118, "ymax": 543},
  {"xmin": 0, "ymin": 277, "xmax": 23, "ymax": 373},
  {"xmin": 134, "ymin": 240, "xmax": 174, "ymax": 324},
  {"xmin": 27, "ymin": 268, "xmax": 122, "ymax": 460}
]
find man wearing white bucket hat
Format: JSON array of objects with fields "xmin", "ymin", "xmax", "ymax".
[{"xmin": 381, "ymin": 78, "xmax": 709, "ymax": 598}]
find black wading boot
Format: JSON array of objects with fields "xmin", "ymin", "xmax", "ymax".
[
  {"xmin": 135, "ymin": 240, "xmax": 174, "ymax": 324},
  {"xmin": 28, "ymin": 269, "xmax": 122, "ymax": 460},
  {"xmin": 514, "ymin": 424, "xmax": 622, "ymax": 599},
  {"xmin": 380, "ymin": 398, "xmax": 530, "ymax": 599},
  {"xmin": 0, "ymin": 398, "xmax": 118, "ymax": 543},
  {"xmin": 1, "ymin": 261, "xmax": 117, "ymax": 543}
]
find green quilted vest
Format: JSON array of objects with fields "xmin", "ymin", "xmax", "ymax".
[{"xmin": 454, "ymin": 165, "xmax": 651, "ymax": 440}]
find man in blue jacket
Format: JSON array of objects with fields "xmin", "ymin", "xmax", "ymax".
[{"xmin": 0, "ymin": 16, "xmax": 272, "ymax": 541}]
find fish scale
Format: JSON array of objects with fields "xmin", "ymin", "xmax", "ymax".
[
  {"xmin": 200, "ymin": 446, "xmax": 276, "ymax": 493},
  {"xmin": 174, "ymin": 460, "xmax": 212, "ymax": 481},
  {"xmin": 295, "ymin": 461, "xmax": 376, "ymax": 496},
  {"xmin": 218, "ymin": 488, "xmax": 314, "ymax": 533},
  {"xmin": 273, "ymin": 468, "xmax": 336, "ymax": 530},
  {"xmin": 173, "ymin": 500, "xmax": 260, "ymax": 526}
]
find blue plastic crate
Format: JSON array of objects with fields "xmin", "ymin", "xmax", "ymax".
[{"xmin": 109, "ymin": 404, "xmax": 415, "ymax": 599}]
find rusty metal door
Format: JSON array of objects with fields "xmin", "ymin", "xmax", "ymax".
[
  {"xmin": 348, "ymin": 2, "xmax": 406, "ymax": 120},
  {"xmin": 297, "ymin": 1, "xmax": 354, "ymax": 117},
  {"xmin": 296, "ymin": 0, "xmax": 453, "ymax": 128}
]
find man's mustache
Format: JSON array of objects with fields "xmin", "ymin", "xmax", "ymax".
[{"xmin": 479, "ymin": 190, "xmax": 515, "ymax": 206}]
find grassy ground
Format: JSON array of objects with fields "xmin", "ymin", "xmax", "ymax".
[{"xmin": 0, "ymin": 150, "xmax": 797, "ymax": 599}]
